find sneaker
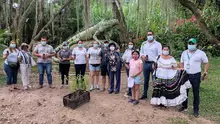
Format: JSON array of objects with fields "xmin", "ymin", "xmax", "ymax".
[
  {"xmin": 124, "ymin": 93, "xmax": 129, "ymax": 98},
  {"xmin": 37, "ymin": 85, "xmax": 43, "ymax": 89},
  {"xmin": 178, "ymin": 107, "xmax": 188, "ymax": 112},
  {"xmin": 96, "ymin": 85, "xmax": 100, "ymax": 90},
  {"xmin": 101, "ymin": 88, "xmax": 105, "ymax": 92},
  {"xmin": 114, "ymin": 91, "xmax": 119, "ymax": 94},
  {"xmin": 133, "ymin": 100, "xmax": 139, "ymax": 105},
  {"xmin": 109, "ymin": 91, "xmax": 114, "ymax": 94},
  {"xmin": 23, "ymin": 86, "xmax": 28, "ymax": 90},
  {"xmin": 90, "ymin": 85, "xmax": 94, "ymax": 91},
  {"xmin": 139, "ymin": 96, "xmax": 147, "ymax": 100},
  {"xmin": 128, "ymin": 99, "xmax": 135, "ymax": 103}
]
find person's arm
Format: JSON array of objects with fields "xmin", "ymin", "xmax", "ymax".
[
  {"xmin": 132, "ymin": 61, "xmax": 143, "ymax": 77},
  {"xmin": 179, "ymin": 52, "xmax": 184, "ymax": 70},
  {"xmin": 157, "ymin": 43, "xmax": 162, "ymax": 56},
  {"xmin": 140, "ymin": 43, "xmax": 146, "ymax": 61},
  {"xmin": 2, "ymin": 49, "xmax": 9, "ymax": 60},
  {"xmin": 33, "ymin": 46, "xmax": 42, "ymax": 58}
]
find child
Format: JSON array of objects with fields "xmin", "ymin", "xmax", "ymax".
[{"xmin": 128, "ymin": 50, "xmax": 143, "ymax": 105}]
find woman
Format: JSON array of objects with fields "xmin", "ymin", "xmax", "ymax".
[
  {"xmin": 58, "ymin": 41, "xmax": 72, "ymax": 88},
  {"xmin": 3, "ymin": 40, "xmax": 20, "ymax": 91},
  {"xmin": 107, "ymin": 43, "xmax": 122, "ymax": 94},
  {"xmin": 19, "ymin": 43, "xmax": 34, "ymax": 90},
  {"xmin": 122, "ymin": 41, "xmax": 135, "ymax": 97},
  {"xmin": 87, "ymin": 41, "xmax": 101, "ymax": 91},
  {"xmin": 150, "ymin": 45, "xmax": 191, "ymax": 107},
  {"xmin": 72, "ymin": 40, "xmax": 87, "ymax": 89}
]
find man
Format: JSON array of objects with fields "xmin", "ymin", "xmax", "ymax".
[
  {"xmin": 100, "ymin": 41, "xmax": 110, "ymax": 91},
  {"xmin": 140, "ymin": 31, "xmax": 162, "ymax": 99},
  {"xmin": 33, "ymin": 37, "xmax": 56, "ymax": 88},
  {"xmin": 179, "ymin": 38, "xmax": 209, "ymax": 117}
]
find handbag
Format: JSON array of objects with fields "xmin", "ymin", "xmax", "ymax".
[{"xmin": 31, "ymin": 58, "xmax": 37, "ymax": 66}]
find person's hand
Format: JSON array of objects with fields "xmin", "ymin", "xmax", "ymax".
[
  {"xmin": 202, "ymin": 72, "xmax": 208, "ymax": 81},
  {"xmin": 179, "ymin": 68, "xmax": 184, "ymax": 70},
  {"xmin": 125, "ymin": 64, "xmax": 129, "ymax": 69}
]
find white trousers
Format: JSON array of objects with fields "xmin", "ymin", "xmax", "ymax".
[{"xmin": 20, "ymin": 64, "xmax": 31, "ymax": 87}]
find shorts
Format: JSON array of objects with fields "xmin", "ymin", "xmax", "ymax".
[
  {"xmin": 89, "ymin": 64, "xmax": 100, "ymax": 71},
  {"xmin": 101, "ymin": 65, "xmax": 109, "ymax": 76},
  {"xmin": 134, "ymin": 76, "xmax": 141, "ymax": 84}
]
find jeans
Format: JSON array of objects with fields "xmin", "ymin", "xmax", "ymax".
[
  {"xmin": 38, "ymin": 63, "xmax": 52, "ymax": 85},
  {"xmin": 59, "ymin": 63, "xmax": 70, "ymax": 85},
  {"xmin": 75, "ymin": 64, "xmax": 86, "ymax": 84},
  {"xmin": 182, "ymin": 72, "xmax": 201, "ymax": 113},
  {"xmin": 109, "ymin": 69, "xmax": 121, "ymax": 92},
  {"xmin": 142, "ymin": 62, "xmax": 153, "ymax": 97},
  {"xmin": 4, "ymin": 63, "xmax": 18, "ymax": 85}
]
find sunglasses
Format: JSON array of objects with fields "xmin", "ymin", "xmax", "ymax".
[{"xmin": 188, "ymin": 42, "xmax": 196, "ymax": 45}]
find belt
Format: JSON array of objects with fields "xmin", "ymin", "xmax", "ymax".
[{"xmin": 145, "ymin": 61, "xmax": 154, "ymax": 63}]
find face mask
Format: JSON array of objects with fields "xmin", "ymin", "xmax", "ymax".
[
  {"xmin": 78, "ymin": 44, "xmax": 83, "ymax": 47},
  {"xmin": 63, "ymin": 46, "xmax": 68, "ymax": 49},
  {"xmin": 128, "ymin": 45, "xmax": 133, "ymax": 49},
  {"xmin": 162, "ymin": 51, "xmax": 169, "ymax": 56},
  {"xmin": 10, "ymin": 44, "xmax": 16, "ymax": 48},
  {"xmin": 110, "ymin": 46, "xmax": 115, "ymax": 51},
  {"xmin": 188, "ymin": 45, "xmax": 196, "ymax": 51},
  {"xmin": 93, "ymin": 44, "xmax": 98, "ymax": 48},
  {"xmin": 104, "ymin": 44, "xmax": 109, "ymax": 47},
  {"xmin": 147, "ymin": 36, "xmax": 153, "ymax": 41},
  {"xmin": 41, "ymin": 41, "xmax": 47, "ymax": 46}
]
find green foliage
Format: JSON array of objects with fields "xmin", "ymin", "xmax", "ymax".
[{"xmin": 69, "ymin": 75, "xmax": 89, "ymax": 93}]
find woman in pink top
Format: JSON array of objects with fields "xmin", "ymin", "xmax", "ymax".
[{"xmin": 128, "ymin": 50, "xmax": 143, "ymax": 105}]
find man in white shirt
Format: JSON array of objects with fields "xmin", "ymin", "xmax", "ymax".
[
  {"xmin": 140, "ymin": 31, "xmax": 162, "ymax": 99},
  {"xmin": 179, "ymin": 38, "xmax": 209, "ymax": 117}
]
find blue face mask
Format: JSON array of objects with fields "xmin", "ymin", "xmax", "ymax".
[
  {"xmin": 63, "ymin": 46, "xmax": 68, "ymax": 49},
  {"xmin": 128, "ymin": 45, "xmax": 133, "ymax": 49},
  {"xmin": 93, "ymin": 44, "xmax": 98, "ymax": 48},
  {"xmin": 41, "ymin": 41, "xmax": 47, "ymax": 46},
  {"xmin": 188, "ymin": 45, "xmax": 196, "ymax": 51},
  {"xmin": 78, "ymin": 44, "xmax": 83, "ymax": 47},
  {"xmin": 104, "ymin": 44, "xmax": 109, "ymax": 47},
  {"xmin": 147, "ymin": 36, "xmax": 153, "ymax": 41},
  {"xmin": 10, "ymin": 44, "xmax": 16, "ymax": 48},
  {"xmin": 162, "ymin": 51, "xmax": 169, "ymax": 55}
]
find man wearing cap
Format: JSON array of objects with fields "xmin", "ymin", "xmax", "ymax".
[
  {"xmin": 140, "ymin": 31, "xmax": 162, "ymax": 100},
  {"xmin": 178, "ymin": 38, "xmax": 209, "ymax": 117},
  {"xmin": 33, "ymin": 37, "xmax": 56, "ymax": 89}
]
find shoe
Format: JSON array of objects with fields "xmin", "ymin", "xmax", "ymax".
[
  {"xmin": 193, "ymin": 112, "xmax": 199, "ymax": 117},
  {"xmin": 139, "ymin": 96, "xmax": 147, "ymax": 100},
  {"xmin": 60, "ymin": 85, "xmax": 64, "ymax": 89},
  {"xmin": 90, "ymin": 85, "xmax": 94, "ymax": 91},
  {"xmin": 49, "ymin": 85, "xmax": 55, "ymax": 89},
  {"xmin": 114, "ymin": 91, "xmax": 119, "ymax": 94},
  {"xmin": 37, "ymin": 85, "xmax": 43, "ymax": 89},
  {"xmin": 124, "ymin": 93, "xmax": 129, "ymax": 98},
  {"xmin": 109, "ymin": 91, "xmax": 114, "ymax": 94},
  {"xmin": 133, "ymin": 100, "xmax": 139, "ymax": 105},
  {"xmin": 101, "ymin": 88, "xmax": 105, "ymax": 92},
  {"xmin": 96, "ymin": 85, "xmax": 100, "ymax": 90},
  {"xmin": 27, "ymin": 85, "xmax": 32, "ymax": 89},
  {"xmin": 23, "ymin": 86, "xmax": 28, "ymax": 90},
  {"xmin": 178, "ymin": 107, "xmax": 188, "ymax": 112},
  {"xmin": 128, "ymin": 99, "xmax": 135, "ymax": 103}
]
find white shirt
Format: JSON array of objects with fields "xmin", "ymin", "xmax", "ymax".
[
  {"xmin": 122, "ymin": 49, "xmax": 133, "ymax": 63},
  {"xmin": 3, "ymin": 48, "xmax": 20, "ymax": 65},
  {"xmin": 72, "ymin": 47, "xmax": 87, "ymax": 64},
  {"xmin": 180, "ymin": 49, "xmax": 208, "ymax": 74},
  {"xmin": 87, "ymin": 47, "xmax": 101, "ymax": 64},
  {"xmin": 155, "ymin": 57, "xmax": 177, "ymax": 79},
  {"xmin": 140, "ymin": 40, "xmax": 162, "ymax": 61}
]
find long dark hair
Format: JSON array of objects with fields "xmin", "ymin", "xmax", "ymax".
[{"xmin": 162, "ymin": 45, "xmax": 171, "ymax": 55}]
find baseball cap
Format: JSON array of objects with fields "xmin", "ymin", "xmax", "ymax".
[
  {"xmin": 188, "ymin": 38, "xmax": 197, "ymax": 44},
  {"xmin": 62, "ymin": 41, "xmax": 68, "ymax": 46}
]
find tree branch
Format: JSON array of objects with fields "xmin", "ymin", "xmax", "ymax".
[{"xmin": 178, "ymin": 0, "xmax": 220, "ymax": 46}]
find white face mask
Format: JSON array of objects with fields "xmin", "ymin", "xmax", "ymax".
[
  {"xmin": 162, "ymin": 51, "xmax": 169, "ymax": 56},
  {"xmin": 110, "ymin": 46, "xmax": 115, "ymax": 51},
  {"xmin": 128, "ymin": 45, "xmax": 133, "ymax": 49}
]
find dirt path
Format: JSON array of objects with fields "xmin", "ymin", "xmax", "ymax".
[{"xmin": 0, "ymin": 73, "xmax": 215, "ymax": 124}]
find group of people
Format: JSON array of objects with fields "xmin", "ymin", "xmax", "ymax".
[{"xmin": 3, "ymin": 30, "xmax": 209, "ymax": 117}]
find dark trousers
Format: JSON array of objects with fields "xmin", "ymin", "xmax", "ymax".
[
  {"xmin": 4, "ymin": 64, "xmax": 18, "ymax": 85},
  {"xmin": 74, "ymin": 64, "xmax": 86, "ymax": 84},
  {"xmin": 182, "ymin": 72, "xmax": 201, "ymax": 113},
  {"xmin": 59, "ymin": 63, "xmax": 70, "ymax": 84},
  {"xmin": 109, "ymin": 69, "xmax": 121, "ymax": 92},
  {"xmin": 142, "ymin": 62, "xmax": 153, "ymax": 97},
  {"xmin": 126, "ymin": 67, "xmax": 132, "ymax": 96}
]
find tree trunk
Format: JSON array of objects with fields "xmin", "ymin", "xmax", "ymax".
[
  {"xmin": 178, "ymin": 0, "xmax": 220, "ymax": 47},
  {"xmin": 112, "ymin": 0, "xmax": 128, "ymax": 45},
  {"xmin": 83, "ymin": 0, "xmax": 90, "ymax": 29}
]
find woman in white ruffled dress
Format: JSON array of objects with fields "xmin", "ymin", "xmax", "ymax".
[{"xmin": 150, "ymin": 45, "xmax": 191, "ymax": 107}]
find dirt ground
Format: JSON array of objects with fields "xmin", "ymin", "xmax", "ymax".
[{"xmin": 0, "ymin": 73, "xmax": 215, "ymax": 124}]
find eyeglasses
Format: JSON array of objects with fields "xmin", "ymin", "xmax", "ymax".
[{"xmin": 188, "ymin": 42, "xmax": 195, "ymax": 45}]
